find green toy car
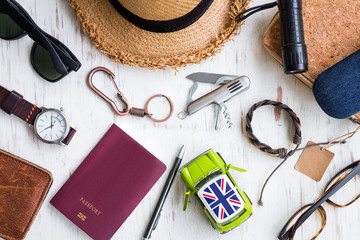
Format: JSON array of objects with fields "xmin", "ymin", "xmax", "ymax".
[{"xmin": 180, "ymin": 149, "xmax": 252, "ymax": 234}]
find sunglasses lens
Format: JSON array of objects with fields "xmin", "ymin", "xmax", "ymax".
[
  {"xmin": 326, "ymin": 169, "xmax": 360, "ymax": 207},
  {"xmin": 31, "ymin": 43, "xmax": 69, "ymax": 82},
  {"xmin": 0, "ymin": 13, "xmax": 24, "ymax": 39}
]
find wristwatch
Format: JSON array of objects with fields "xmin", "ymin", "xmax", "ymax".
[{"xmin": 0, "ymin": 85, "xmax": 76, "ymax": 146}]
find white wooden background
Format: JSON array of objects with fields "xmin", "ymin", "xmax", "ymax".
[{"xmin": 1, "ymin": 1, "xmax": 359, "ymax": 240}]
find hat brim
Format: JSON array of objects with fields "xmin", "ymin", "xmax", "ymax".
[{"xmin": 69, "ymin": 0, "xmax": 251, "ymax": 69}]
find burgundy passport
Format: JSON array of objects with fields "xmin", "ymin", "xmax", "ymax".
[{"xmin": 50, "ymin": 124, "xmax": 166, "ymax": 240}]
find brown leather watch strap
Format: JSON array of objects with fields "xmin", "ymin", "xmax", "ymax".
[
  {"xmin": 1, "ymin": 90, "xmax": 22, "ymax": 114},
  {"xmin": 61, "ymin": 127, "xmax": 76, "ymax": 145},
  {"xmin": 0, "ymin": 85, "xmax": 41, "ymax": 125}
]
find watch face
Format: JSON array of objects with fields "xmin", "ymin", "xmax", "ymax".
[{"xmin": 34, "ymin": 109, "xmax": 68, "ymax": 142}]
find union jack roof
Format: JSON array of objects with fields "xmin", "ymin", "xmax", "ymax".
[{"xmin": 198, "ymin": 175, "xmax": 245, "ymax": 223}]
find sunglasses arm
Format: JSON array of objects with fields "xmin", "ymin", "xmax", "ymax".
[
  {"xmin": 45, "ymin": 36, "xmax": 81, "ymax": 71},
  {"xmin": 1, "ymin": 0, "xmax": 79, "ymax": 71},
  {"xmin": 1, "ymin": 0, "xmax": 68, "ymax": 75}
]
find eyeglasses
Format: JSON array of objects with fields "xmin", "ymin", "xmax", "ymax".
[
  {"xmin": 0, "ymin": 0, "xmax": 81, "ymax": 82},
  {"xmin": 278, "ymin": 160, "xmax": 360, "ymax": 240}
]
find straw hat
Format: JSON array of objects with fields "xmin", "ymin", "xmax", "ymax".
[{"xmin": 69, "ymin": 0, "xmax": 251, "ymax": 69}]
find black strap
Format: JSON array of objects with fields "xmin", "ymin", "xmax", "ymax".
[
  {"xmin": 108, "ymin": 0, "xmax": 214, "ymax": 33},
  {"xmin": 235, "ymin": 1, "xmax": 278, "ymax": 22}
]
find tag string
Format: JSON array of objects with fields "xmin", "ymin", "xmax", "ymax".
[
  {"xmin": 258, "ymin": 139, "xmax": 348, "ymax": 206},
  {"xmin": 245, "ymin": 100, "xmax": 302, "ymax": 206},
  {"xmin": 258, "ymin": 143, "xmax": 300, "ymax": 206},
  {"xmin": 321, "ymin": 126, "xmax": 360, "ymax": 150},
  {"xmin": 246, "ymin": 100, "xmax": 360, "ymax": 206}
]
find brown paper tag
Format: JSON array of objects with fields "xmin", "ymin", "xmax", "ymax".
[{"xmin": 294, "ymin": 141, "xmax": 335, "ymax": 182}]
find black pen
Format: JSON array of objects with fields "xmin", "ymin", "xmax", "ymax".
[{"xmin": 142, "ymin": 145, "xmax": 186, "ymax": 240}]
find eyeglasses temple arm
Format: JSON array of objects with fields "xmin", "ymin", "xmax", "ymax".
[{"xmin": 279, "ymin": 161, "xmax": 360, "ymax": 240}]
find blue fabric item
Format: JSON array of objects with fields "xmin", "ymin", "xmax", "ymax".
[{"xmin": 313, "ymin": 50, "xmax": 360, "ymax": 119}]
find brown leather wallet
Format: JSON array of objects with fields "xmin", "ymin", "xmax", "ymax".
[{"xmin": 0, "ymin": 149, "xmax": 53, "ymax": 240}]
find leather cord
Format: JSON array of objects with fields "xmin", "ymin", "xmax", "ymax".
[
  {"xmin": 247, "ymin": 100, "xmax": 349, "ymax": 206},
  {"xmin": 246, "ymin": 100, "xmax": 302, "ymax": 206},
  {"xmin": 258, "ymin": 140, "xmax": 348, "ymax": 206},
  {"xmin": 246, "ymin": 100, "xmax": 302, "ymax": 157}
]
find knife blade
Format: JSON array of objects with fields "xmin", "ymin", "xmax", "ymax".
[{"xmin": 186, "ymin": 72, "xmax": 239, "ymax": 85}]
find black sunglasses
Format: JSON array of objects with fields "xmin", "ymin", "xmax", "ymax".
[
  {"xmin": 0, "ymin": 0, "xmax": 81, "ymax": 82},
  {"xmin": 278, "ymin": 160, "xmax": 360, "ymax": 240}
]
